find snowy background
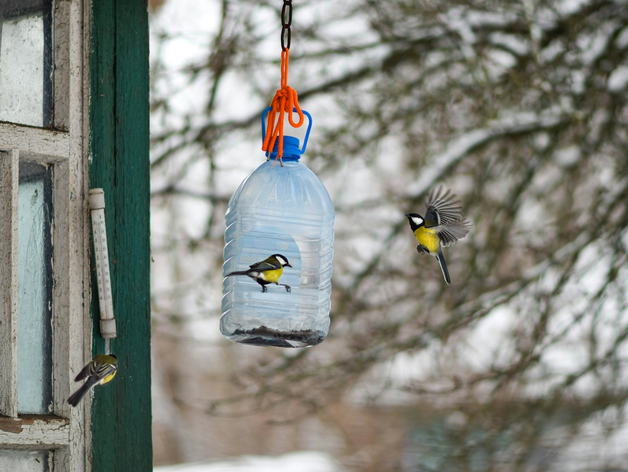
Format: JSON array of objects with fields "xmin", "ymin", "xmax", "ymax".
[{"xmin": 149, "ymin": 0, "xmax": 628, "ymax": 470}]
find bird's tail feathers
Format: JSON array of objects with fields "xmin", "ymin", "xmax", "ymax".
[
  {"xmin": 67, "ymin": 377, "xmax": 98, "ymax": 407},
  {"xmin": 226, "ymin": 270, "xmax": 248, "ymax": 277},
  {"xmin": 436, "ymin": 249, "xmax": 451, "ymax": 285}
]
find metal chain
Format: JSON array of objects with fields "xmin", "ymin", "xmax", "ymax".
[{"xmin": 281, "ymin": 0, "xmax": 292, "ymax": 51}]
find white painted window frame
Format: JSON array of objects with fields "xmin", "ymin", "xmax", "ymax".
[{"xmin": 0, "ymin": 1, "xmax": 92, "ymax": 471}]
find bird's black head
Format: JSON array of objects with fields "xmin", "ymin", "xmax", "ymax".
[
  {"xmin": 406, "ymin": 213, "xmax": 425, "ymax": 231},
  {"xmin": 272, "ymin": 254, "xmax": 292, "ymax": 268}
]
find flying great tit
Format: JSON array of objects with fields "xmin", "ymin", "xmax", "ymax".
[
  {"xmin": 68, "ymin": 354, "xmax": 118, "ymax": 407},
  {"xmin": 406, "ymin": 186, "xmax": 472, "ymax": 285},
  {"xmin": 226, "ymin": 253, "xmax": 293, "ymax": 293}
]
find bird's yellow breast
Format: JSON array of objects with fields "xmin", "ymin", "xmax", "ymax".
[
  {"xmin": 414, "ymin": 227, "xmax": 440, "ymax": 254},
  {"xmin": 260, "ymin": 267, "xmax": 283, "ymax": 284},
  {"xmin": 100, "ymin": 370, "xmax": 117, "ymax": 386}
]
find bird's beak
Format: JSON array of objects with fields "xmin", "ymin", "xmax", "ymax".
[{"xmin": 286, "ymin": 263, "xmax": 293, "ymax": 268}]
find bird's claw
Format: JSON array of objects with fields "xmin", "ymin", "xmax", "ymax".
[{"xmin": 416, "ymin": 245, "xmax": 429, "ymax": 255}]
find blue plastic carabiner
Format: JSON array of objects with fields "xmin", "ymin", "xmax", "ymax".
[{"xmin": 261, "ymin": 107, "xmax": 313, "ymax": 156}]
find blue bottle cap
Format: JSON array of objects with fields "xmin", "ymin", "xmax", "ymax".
[{"xmin": 268, "ymin": 136, "xmax": 301, "ymax": 161}]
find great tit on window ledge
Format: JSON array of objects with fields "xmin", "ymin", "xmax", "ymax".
[
  {"xmin": 406, "ymin": 186, "xmax": 472, "ymax": 285},
  {"xmin": 68, "ymin": 354, "xmax": 118, "ymax": 407},
  {"xmin": 226, "ymin": 253, "xmax": 293, "ymax": 293}
]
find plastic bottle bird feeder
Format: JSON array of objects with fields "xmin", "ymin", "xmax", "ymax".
[{"xmin": 220, "ymin": 108, "xmax": 335, "ymax": 348}]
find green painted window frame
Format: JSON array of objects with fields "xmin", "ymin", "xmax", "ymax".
[
  {"xmin": 88, "ymin": 0, "xmax": 152, "ymax": 471},
  {"xmin": 0, "ymin": 0, "xmax": 150, "ymax": 470}
]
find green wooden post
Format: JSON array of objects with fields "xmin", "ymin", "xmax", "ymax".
[{"xmin": 88, "ymin": 0, "xmax": 152, "ymax": 471}]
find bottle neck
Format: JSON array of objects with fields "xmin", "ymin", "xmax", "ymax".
[{"xmin": 267, "ymin": 136, "xmax": 302, "ymax": 161}]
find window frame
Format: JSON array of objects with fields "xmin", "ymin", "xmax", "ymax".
[{"xmin": 0, "ymin": 0, "xmax": 91, "ymax": 471}]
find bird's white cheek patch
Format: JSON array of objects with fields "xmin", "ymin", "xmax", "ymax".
[{"xmin": 412, "ymin": 216, "xmax": 423, "ymax": 226}]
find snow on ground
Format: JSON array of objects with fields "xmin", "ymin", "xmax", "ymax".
[{"xmin": 154, "ymin": 451, "xmax": 345, "ymax": 472}]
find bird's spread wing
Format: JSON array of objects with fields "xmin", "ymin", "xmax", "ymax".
[
  {"xmin": 432, "ymin": 220, "xmax": 472, "ymax": 247},
  {"xmin": 425, "ymin": 186, "xmax": 464, "ymax": 226},
  {"xmin": 249, "ymin": 259, "xmax": 280, "ymax": 272}
]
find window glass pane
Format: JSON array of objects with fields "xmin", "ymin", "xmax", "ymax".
[
  {"xmin": 17, "ymin": 160, "xmax": 53, "ymax": 414},
  {"xmin": 0, "ymin": 0, "xmax": 52, "ymax": 127},
  {"xmin": 0, "ymin": 449, "xmax": 50, "ymax": 472}
]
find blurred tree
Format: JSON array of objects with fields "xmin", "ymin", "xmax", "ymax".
[{"xmin": 150, "ymin": 0, "xmax": 628, "ymax": 469}]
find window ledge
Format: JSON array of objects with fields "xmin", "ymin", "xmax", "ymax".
[{"xmin": 0, "ymin": 415, "xmax": 69, "ymax": 448}]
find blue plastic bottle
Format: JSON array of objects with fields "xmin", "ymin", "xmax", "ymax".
[{"xmin": 221, "ymin": 110, "xmax": 335, "ymax": 348}]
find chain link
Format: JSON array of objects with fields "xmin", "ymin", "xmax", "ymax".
[{"xmin": 281, "ymin": 0, "xmax": 292, "ymax": 51}]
